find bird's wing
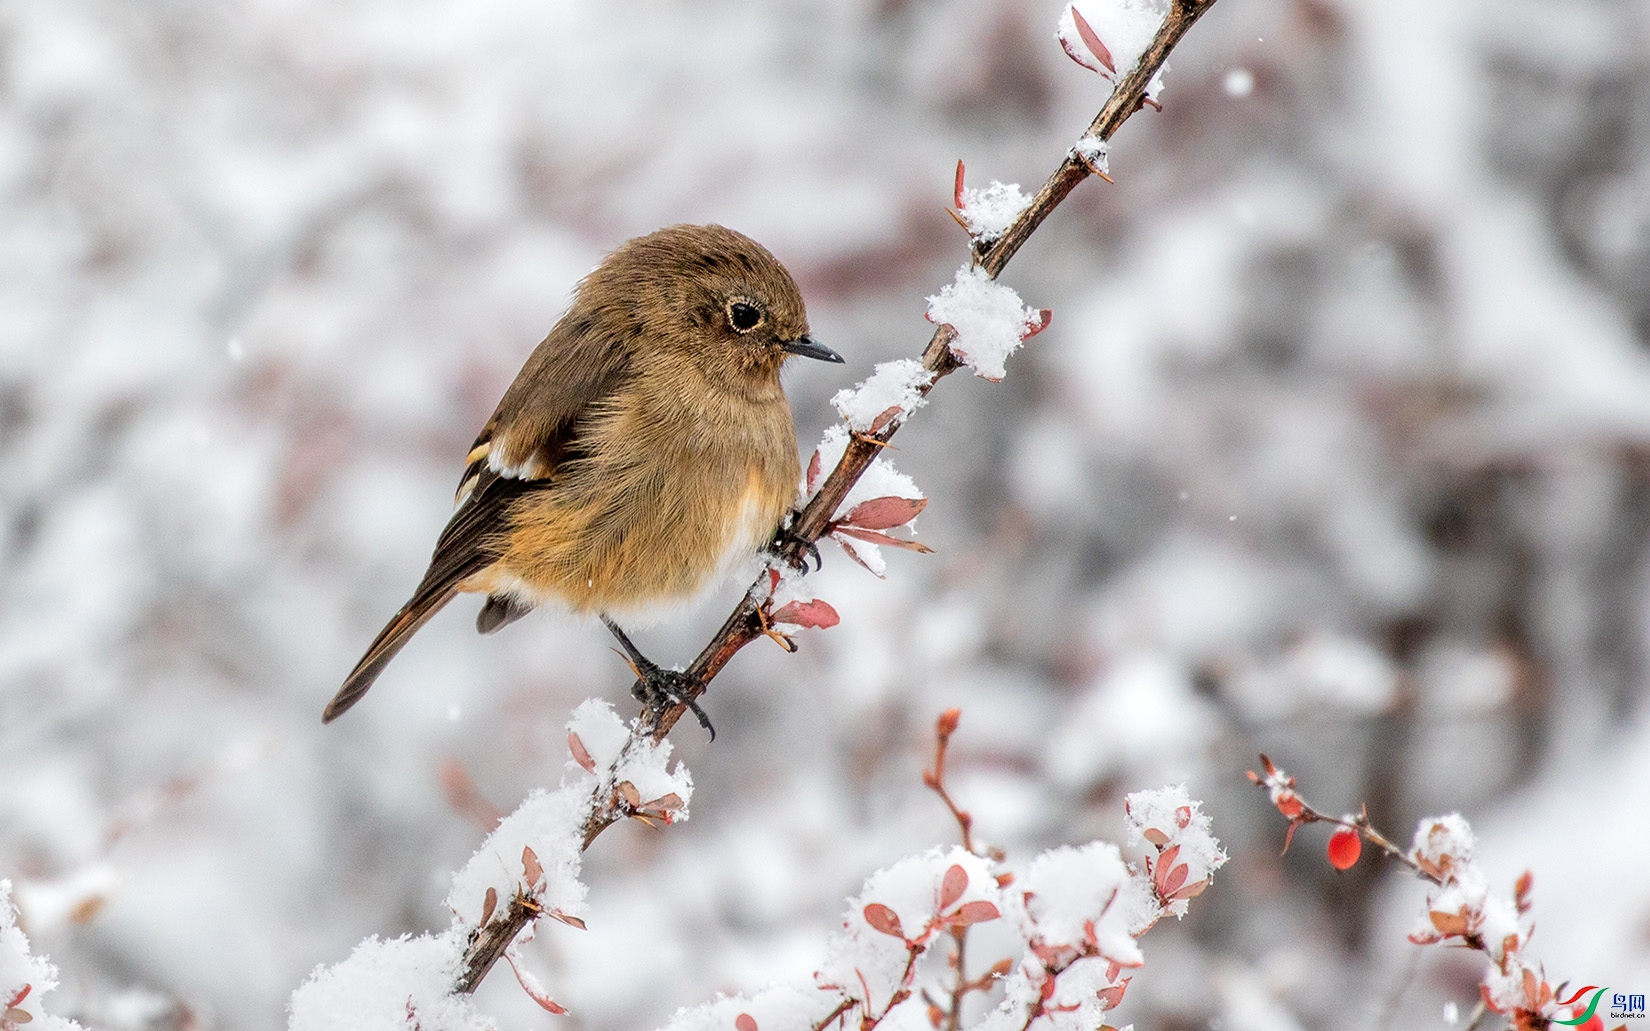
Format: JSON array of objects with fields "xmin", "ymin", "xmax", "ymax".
[
  {"xmin": 323, "ymin": 324, "xmax": 631, "ymax": 722},
  {"xmin": 455, "ymin": 319, "xmax": 632, "ymax": 507},
  {"xmin": 429, "ymin": 321, "xmax": 633, "ymax": 591}
]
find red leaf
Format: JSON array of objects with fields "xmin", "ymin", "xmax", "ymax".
[
  {"xmin": 806, "ymin": 449, "xmax": 822, "ymax": 494},
  {"xmin": 835, "ymin": 535, "xmax": 884, "ymax": 578},
  {"xmin": 1141, "ymin": 827, "xmax": 1169, "ymax": 847},
  {"xmin": 954, "ymin": 159, "xmax": 967, "ymax": 210},
  {"xmin": 843, "ymin": 496, "xmax": 928, "ymax": 530},
  {"xmin": 567, "ymin": 731, "xmax": 596, "ymax": 773},
  {"xmin": 1158, "ymin": 862, "xmax": 1189, "ymax": 897},
  {"xmin": 940, "ymin": 864, "xmax": 968, "ymax": 910},
  {"xmin": 481, "ymin": 887, "xmax": 498, "ymax": 926},
  {"xmin": 736, "ymin": 1014, "xmax": 759, "ymax": 1031},
  {"xmin": 770, "ymin": 598, "xmax": 841, "ymax": 629},
  {"xmin": 952, "ymin": 901, "xmax": 1001, "ymax": 926},
  {"xmin": 863, "ymin": 903, "xmax": 905, "ymax": 938},
  {"xmin": 640, "ymin": 792, "xmax": 685, "ymax": 813},
  {"xmin": 1277, "ymin": 794, "xmax": 1303, "ymax": 818},
  {"xmin": 549, "ymin": 910, "xmax": 587, "ymax": 930},
  {"xmin": 1429, "ymin": 910, "xmax": 1470, "ymax": 937},
  {"xmin": 522, "ymin": 846, "xmax": 543, "ymax": 890},
  {"xmin": 1070, "ymin": 6, "xmax": 1116, "ymax": 74},
  {"xmin": 1480, "ymin": 983, "xmax": 1504, "ymax": 1015},
  {"xmin": 1096, "ymin": 977, "xmax": 1130, "ymax": 1010},
  {"xmin": 868, "ymin": 405, "xmax": 904, "ymax": 434},
  {"xmin": 1167, "ymin": 877, "xmax": 1209, "ymax": 901},
  {"xmin": 1059, "ymin": 30, "xmax": 1096, "ymax": 73},
  {"xmin": 617, "ymin": 780, "xmax": 641, "ymax": 808},
  {"xmin": 505, "ymin": 950, "xmax": 569, "ymax": 1014},
  {"xmin": 1174, "ymin": 806, "xmax": 1192, "ymax": 829},
  {"xmin": 834, "ymin": 525, "xmax": 936, "ymax": 553},
  {"xmin": 1022, "ymin": 309, "xmax": 1053, "ymax": 340},
  {"xmin": 1515, "ymin": 870, "xmax": 1534, "ymax": 914}
]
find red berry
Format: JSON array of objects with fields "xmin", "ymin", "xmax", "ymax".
[{"xmin": 1327, "ymin": 828, "xmax": 1362, "ymax": 870}]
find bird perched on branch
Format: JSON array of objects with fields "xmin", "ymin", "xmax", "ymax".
[{"xmin": 323, "ymin": 224, "xmax": 842, "ymax": 726}]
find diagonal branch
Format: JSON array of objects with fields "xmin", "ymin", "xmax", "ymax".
[{"xmin": 455, "ymin": 0, "xmax": 1224, "ymax": 995}]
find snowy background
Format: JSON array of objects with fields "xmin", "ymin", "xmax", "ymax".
[{"xmin": 3, "ymin": 0, "xmax": 1650, "ymax": 1028}]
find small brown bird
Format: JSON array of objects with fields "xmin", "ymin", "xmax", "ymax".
[{"xmin": 323, "ymin": 224, "xmax": 841, "ymax": 725}]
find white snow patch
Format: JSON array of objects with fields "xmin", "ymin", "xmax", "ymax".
[
  {"xmin": 1072, "ymin": 134, "xmax": 1110, "ymax": 175},
  {"xmin": 925, "ymin": 265, "xmax": 1045, "ymax": 382},
  {"xmin": 1, "ymin": 880, "xmax": 83, "ymax": 1031},
  {"xmin": 1021, "ymin": 843, "xmax": 1140, "ymax": 965},
  {"xmin": 957, "ymin": 180, "xmax": 1032, "ymax": 243},
  {"xmin": 287, "ymin": 930, "xmax": 490, "ymax": 1031},
  {"xmin": 831, "ymin": 359, "xmax": 933, "ymax": 433},
  {"xmin": 1125, "ymin": 785, "xmax": 1228, "ymax": 889},
  {"xmin": 659, "ymin": 984, "xmax": 842, "ymax": 1031}
]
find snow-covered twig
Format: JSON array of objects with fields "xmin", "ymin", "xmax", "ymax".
[
  {"xmin": 651, "ymin": 712, "xmax": 1225, "ymax": 1031},
  {"xmin": 1248, "ymin": 755, "xmax": 1610, "ymax": 1031},
  {"xmin": 290, "ymin": 703, "xmax": 691, "ymax": 1027}
]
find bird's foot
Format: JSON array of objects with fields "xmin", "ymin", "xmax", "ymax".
[
  {"xmin": 771, "ymin": 519, "xmax": 822, "ymax": 574},
  {"xmin": 601, "ymin": 614, "xmax": 714, "ymax": 740},
  {"xmin": 628, "ymin": 662, "xmax": 714, "ymax": 741}
]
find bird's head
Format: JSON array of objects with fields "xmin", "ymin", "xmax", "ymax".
[{"xmin": 600, "ymin": 224, "xmax": 843, "ymax": 386}]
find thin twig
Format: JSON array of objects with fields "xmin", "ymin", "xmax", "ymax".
[
  {"xmin": 811, "ymin": 998, "xmax": 856, "ymax": 1031},
  {"xmin": 454, "ymin": 0, "xmax": 1224, "ymax": 994},
  {"xmin": 923, "ymin": 709, "xmax": 976, "ymax": 855}
]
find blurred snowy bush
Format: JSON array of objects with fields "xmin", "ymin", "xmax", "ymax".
[{"xmin": 3, "ymin": 0, "xmax": 1649, "ymax": 1028}]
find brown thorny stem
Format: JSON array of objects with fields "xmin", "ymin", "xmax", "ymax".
[{"xmin": 455, "ymin": 0, "xmax": 1222, "ymax": 995}]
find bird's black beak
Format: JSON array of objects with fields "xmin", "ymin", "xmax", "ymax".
[{"xmin": 781, "ymin": 335, "xmax": 845, "ymax": 363}]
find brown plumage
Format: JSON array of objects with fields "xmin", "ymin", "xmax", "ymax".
[{"xmin": 324, "ymin": 224, "xmax": 842, "ymax": 723}]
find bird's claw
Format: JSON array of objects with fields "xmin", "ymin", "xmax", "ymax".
[
  {"xmin": 772, "ymin": 523, "xmax": 822, "ymax": 574},
  {"xmin": 604, "ymin": 614, "xmax": 715, "ymax": 740},
  {"xmin": 629, "ymin": 663, "xmax": 715, "ymax": 741}
]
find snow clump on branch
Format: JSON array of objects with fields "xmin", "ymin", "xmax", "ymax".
[
  {"xmin": 287, "ymin": 931, "xmax": 489, "ymax": 1031},
  {"xmin": 1057, "ymin": 0, "xmax": 1171, "ymax": 102},
  {"xmin": 956, "ymin": 180, "xmax": 1033, "ymax": 243},
  {"xmin": 831, "ymin": 359, "xmax": 934, "ymax": 435},
  {"xmin": 925, "ymin": 266, "xmax": 1050, "ymax": 383}
]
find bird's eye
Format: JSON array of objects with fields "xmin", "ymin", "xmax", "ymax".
[{"xmin": 727, "ymin": 299, "xmax": 764, "ymax": 333}]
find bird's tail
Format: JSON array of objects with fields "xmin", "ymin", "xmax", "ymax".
[{"xmin": 323, "ymin": 587, "xmax": 457, "ymax": 723}]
